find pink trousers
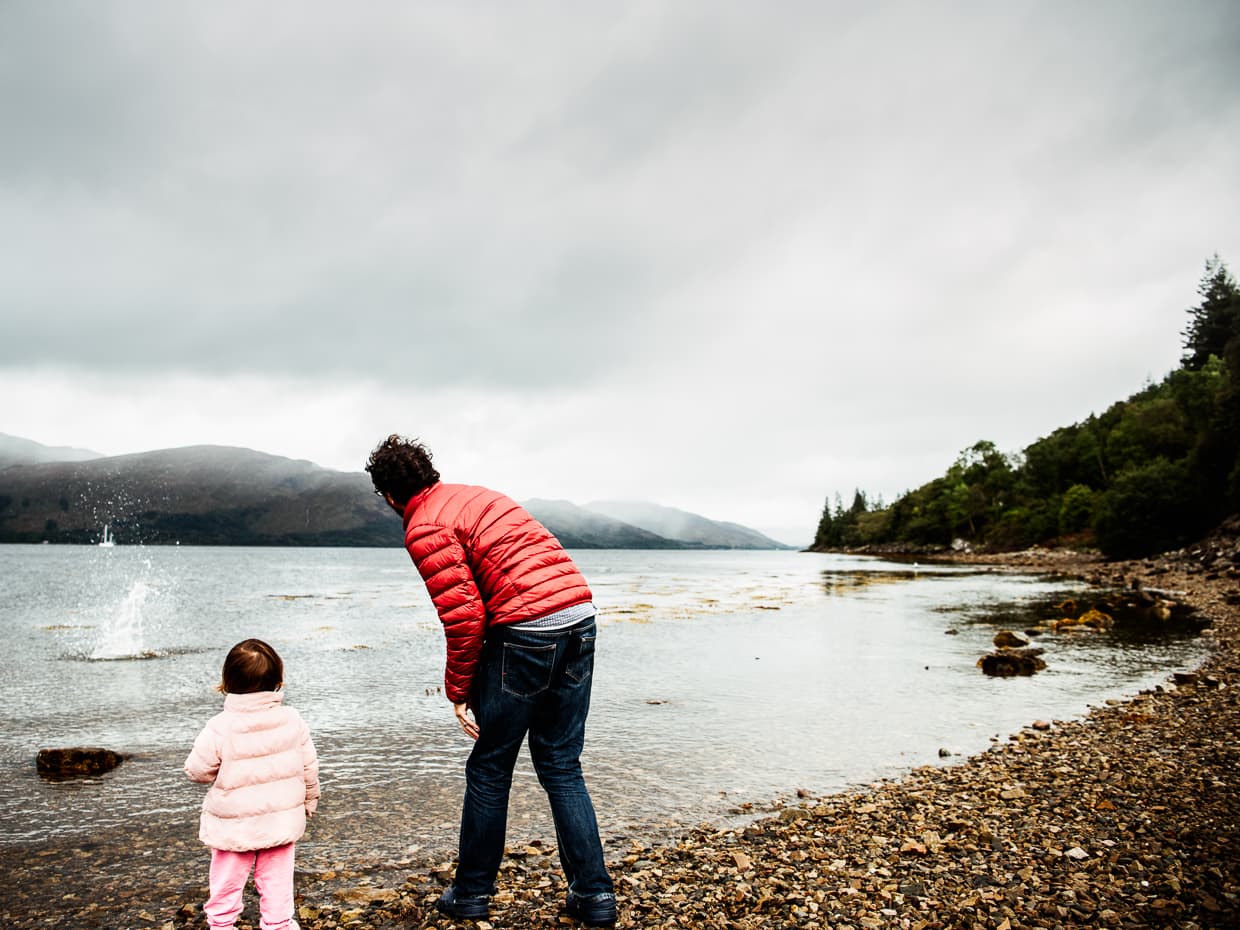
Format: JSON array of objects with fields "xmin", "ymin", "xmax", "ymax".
[{"xmin": 205, "ymin": 843, "xmax": 296, "ymax": 930}]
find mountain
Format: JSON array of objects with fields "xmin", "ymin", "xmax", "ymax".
[
  {"xmin": 0, "ymin": 445, "xmax": 402, "ymax": 546},
  {"xmin": 0, "ymin": 438, "xmax": 789, "ymax": 549},
  {"xmin": 587, "ymin": 500, "xmax": 793, "ymax": 549},
  {"xmin": 522, "ymin": 499, "xmax": 685, "ymax": 549},
  {"xmin": 0, "ymin": 432, "xmax": 102, "ymax": 468}
]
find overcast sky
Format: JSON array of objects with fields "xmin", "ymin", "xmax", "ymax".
[{"xmin": 2, "ymin": 1, "xmax": 1238, "ymax": 545}]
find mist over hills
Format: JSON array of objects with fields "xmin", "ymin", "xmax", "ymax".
[
  {"xmin": 521, "ymin": 499, "xmax": 682, "ymax": 549},
  {"xmin": 0, "ymin": 432, "xmax": 101, "ymax": 468},
  {"xmin": 0, "ymin": 437, "xmax": 789, "ymax": 549},
  {"xmin": 586, "ymin": 500, "xmax": 791, "ymax": 549}
]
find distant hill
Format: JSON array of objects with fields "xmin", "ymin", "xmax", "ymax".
[
  {"xmin": 522, "ymin": 499, "xmax": 685, "ymax": 549},
  {"xmin": 0, "ymin": 433, "xmax": 102, "ymax": 468},
  {"xmin": 0, "ymin": 445, "xmax": 402, "ymax": 546},
  {"xmin": 587, "ymin": 500, "xmax": 793, "ymax": 549},
  {"xmin": 0, "ymin": 438, "xmax": 789, "ymax": 549}
]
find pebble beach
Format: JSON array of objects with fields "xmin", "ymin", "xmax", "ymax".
[{"xmin": 3, "ymin": 538, "xmax": 1238, "ymax": 930}]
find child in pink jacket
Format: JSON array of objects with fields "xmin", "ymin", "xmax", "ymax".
[{"xmin": 185, "ymin": 639, "xmax": 321, "ymax": 930}]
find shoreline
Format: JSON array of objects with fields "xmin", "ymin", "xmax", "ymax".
[{"xmin": 3, "ymin": 545, "xmax": 1237, "ymax": 929}]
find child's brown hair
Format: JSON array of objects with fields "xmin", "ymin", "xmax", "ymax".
[{"xmin": 218, "ymin": 638, "xmax": 283, "ymax": 694}]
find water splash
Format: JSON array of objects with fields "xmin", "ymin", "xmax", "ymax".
[{"xmin": 91, "ymin": 580, "xmax": 154, "ymax": 660}]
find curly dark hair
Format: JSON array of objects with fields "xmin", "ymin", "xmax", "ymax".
[
  {"xmin": 219, "ymin": 638, "xmax": 283, "ymax": 694},
  {"xmin": 366, "ymin": 434, "xmax": 441, "ymax": 505}
]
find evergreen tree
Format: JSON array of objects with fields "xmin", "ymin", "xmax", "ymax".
[
  {"xmin": 812, "ymin": 496, "xmax": 835, "ymax": 549},
  {"xmin": 1182, "ymin": 255, "xmax": 1240, "ymax": 370}
]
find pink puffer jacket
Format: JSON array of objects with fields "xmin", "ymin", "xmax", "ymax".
[
  {"xmin": 402, "ymin": 482, "xmax": 593, "ymax": 703},
  {"xmin": 185, "ymin": 691, "xmax": 321, "ymax": 852}
]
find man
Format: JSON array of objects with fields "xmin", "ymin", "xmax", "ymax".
[{"xmin": 365, "ymin": 435, "xmax": 616, "ymax": 926}]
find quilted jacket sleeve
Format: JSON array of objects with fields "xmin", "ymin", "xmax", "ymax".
[
  {"xmin": 407, "ymin": 524, "xmax": 488, "ymax": 703},
  {"xmin": 184, "ymin": 720, "xmax": 222, "ymax": 784}
]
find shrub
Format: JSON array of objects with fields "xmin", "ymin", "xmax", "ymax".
[{"xmin": 1058, "ymin": 484, "xmax": 1096, "ymax": 535}]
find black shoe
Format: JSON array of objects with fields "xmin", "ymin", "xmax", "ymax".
[
  {"xmin": 566, "ymin": 891, "xmax": 617, "ymax": 926},
  {"xmin": 436, "ymin": 886, "xmax": 490, "ymax": 920}
]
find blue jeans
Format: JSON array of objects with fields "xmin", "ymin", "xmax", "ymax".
[{"xmin": 454, "ymin": 617, "xmax": 613, "ymax": 898}]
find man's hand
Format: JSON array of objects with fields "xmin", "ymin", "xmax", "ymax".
[{"xmin": 454, "ymin": 701, "xmax": 479, "ymax": 740}]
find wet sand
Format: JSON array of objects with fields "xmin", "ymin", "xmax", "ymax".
[{"xmin": 2, "ymin": 544, "xmax": 1237, "ymax": 929}]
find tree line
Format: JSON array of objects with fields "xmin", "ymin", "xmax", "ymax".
[{"xmin": 814, "ymin": 256, "xmax": 1240, "ymax": 559}]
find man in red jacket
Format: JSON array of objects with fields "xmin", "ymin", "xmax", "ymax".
[{"xmin": 366, "ymin": 435, "xmax": 616, "ymax": 926}]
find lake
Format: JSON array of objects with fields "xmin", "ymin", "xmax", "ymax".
[{"xmin": 0, "ymin": 545, "xmax": 1207, "ymax": 873}]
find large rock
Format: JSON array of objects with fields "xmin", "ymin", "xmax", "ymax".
[
  {"xmin": 36, "ymin": 747, "xmax": 126, "ymax": 779},
  {"xmin": 978, "ymin": 647, "xmax": 1046, "ymax": 677}
]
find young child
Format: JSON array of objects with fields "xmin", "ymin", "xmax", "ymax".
[{"xmin": 185, "ymin": 638, "xmax": 321, "ymax": 930}]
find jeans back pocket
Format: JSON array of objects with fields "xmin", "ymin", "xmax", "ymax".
[
  {"xmin": 501, "ymin": 641, "xmax": 556, "ymax": 698},
  {"xmin": 565, "ymin": 631, "xmax": 596, "ymax": 685}
]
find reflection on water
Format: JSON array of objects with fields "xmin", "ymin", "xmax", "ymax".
[
  {"xmin": 0, "ymin": 546, "xmax": 1209, "ymax": 871},
  {"xmin": 819, "ymin": 565, "xmax": 983, "ymax": 594}
]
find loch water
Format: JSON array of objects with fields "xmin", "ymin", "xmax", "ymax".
[{"xmin": 0, "ymin": 545, "xmax": 1207, "ymax": 871}]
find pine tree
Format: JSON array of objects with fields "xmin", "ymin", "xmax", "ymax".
[{"xmin": 1182, "ymin": 255, "xmax": 1240, "ymax": 370}]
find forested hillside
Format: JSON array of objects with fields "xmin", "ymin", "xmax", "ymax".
[{"xmin": 813, "ymin": 256, "xmax": 1240, "ymax": 559}]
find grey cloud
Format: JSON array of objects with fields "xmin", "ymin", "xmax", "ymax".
[{"xmin": 2, "ymin": 0, "xmax": 1238, "ymax": 393}]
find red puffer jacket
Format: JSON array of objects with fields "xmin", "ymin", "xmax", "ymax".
[{"xmin": 401, "ymin": 482, "xmax": 593, "ymax": 702}]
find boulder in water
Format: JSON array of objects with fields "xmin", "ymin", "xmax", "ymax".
[
  {"xmin": 36, "ymin": 747, "xmax": 126, "ymax": 779},
  {"xmin": 977, "ymin": 647, "xmax": 1046, "ymax": 677},
  {"xmin": 993, "ymin": 630, "xmax": 1029, "ymax": 648}
]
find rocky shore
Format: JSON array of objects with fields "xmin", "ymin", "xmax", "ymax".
[{"xmin": 4, "ymin": 536, "xmax": 1238, "ymax": 930}]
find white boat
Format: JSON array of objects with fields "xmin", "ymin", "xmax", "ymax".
[{"xmin": 98, "ymin": 525, "xmax": 116, "ymax": 548}]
